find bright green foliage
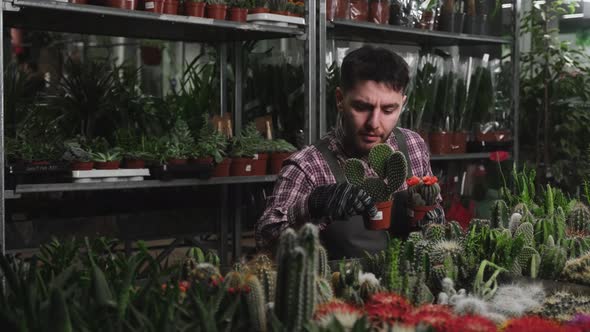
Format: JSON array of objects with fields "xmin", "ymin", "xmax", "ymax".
[
  {"xmin": 385, "ymin": 238, "xmax": 402, "ymax": 293},
  {"xmin": 560, "ymin": 236, "xmax": 590, "ymax": 259}
]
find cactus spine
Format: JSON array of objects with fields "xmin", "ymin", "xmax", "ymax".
[
  {"xmin": 539, "ymin": 244, "xmax": 567, "ymax": 280},
  {"xmin": 245, "ymin": 274, "xmax": 267, "ymax": 332},
  {"xmin": 491, "ymin": 200, "xmax": 510, "ymax": 229},
  {"xmin": 515, "ymin": 222, "xmax": 535, "ymax": 246},
  {"xmin": 317, "ymin": 245, "xmax": 331, "ymax": 279},
  {"xmin": 561, "ymin": 252, "xmax": 590, "ymax": 286},
  {"xmin": 566, "ymin": 202, "xmax": 590, "ymax": 234},
  {"xmin": 425, "ymin": 224, "xmax": 446, "ymax": 243},
  {"xmin": 386, "ymin": 238, "xmax": 402, "ymax": 292}
]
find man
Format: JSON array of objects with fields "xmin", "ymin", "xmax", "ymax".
[{"xmin": 256, "ymin": 46, "xmax": 444, "ymax": 258}]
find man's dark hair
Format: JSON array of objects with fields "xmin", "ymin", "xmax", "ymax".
[{"xmin": 340, "ymin": 46, "xmax": 409, "ymax": 93}]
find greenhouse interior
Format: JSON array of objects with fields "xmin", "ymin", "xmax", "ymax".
[{"xmin": 2, "ymin": 0, "xmax": 590, "ymax": 331}]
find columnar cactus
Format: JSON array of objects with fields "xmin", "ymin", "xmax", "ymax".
[
  {"xmin": 445, "ymin": 220, "xmax": 465, "ymax": 241},
  {"xmin": 560, "ymin": 236, "xmax": 590, "ymax": 259},
  {"xmin": 386, "ymin": 238, "xmax": 402, "ymax": 293},
  {"xmin": 317, "ymin": 245, "xmax": 331, "ymax": 279},
  {"xmin": 297, "ymin": 224, "xmax": 319, "ymax": 323},
  {"xmin": 539, "ymin": 244, "xmax": 567, "ymax": 280},
  {"xmin": 250, "ymin": 255, "xmax": 276, "ymax": 303},
  {"xmin": 491, "ymin": 200, "xmax": 510, "ymax": 229},
  {"xmin": 344, "ymin": 143, "xmax": 407, "ymax": 202},
  {"xmin": 566, "ymin": 202, "xmax": 590, "ymax": 235},
  {"xmin": 244, "ymin": 274, "xmax": 267, "ymax": 332},
  {"xmin": 516, "ymin": 246, "xmax": 541, "ymax": 278},
  {"xmin": 315, "ymin": 278, "xmax": 334, "ymax": 305}
]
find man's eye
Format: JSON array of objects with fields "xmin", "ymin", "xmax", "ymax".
[{"xmin": 384, "ymin": 108, "xmax": 396, "ymax": 114}]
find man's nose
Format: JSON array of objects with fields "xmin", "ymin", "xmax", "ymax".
[{"xmin": 366, "ymin": 109, "xmax": 380, "ymax": 129}]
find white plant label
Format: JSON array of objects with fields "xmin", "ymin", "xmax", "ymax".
[
  {"xmin": 371, "ymin": 211, "xmax": 383, "ymax": 221},
  {"xmin": 145, "ymin": 1, "xmax": 155, "ymax": 9},
  {"xmin": 253, "ymin": 153, "xmax": 259, "ymax": 160},
  {"xmin": 245, "ymin": 165, "xmax": 252, "ymax": 172}
]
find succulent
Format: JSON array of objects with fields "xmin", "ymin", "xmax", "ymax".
[
  {"xmin": 516, "ymin": 246, "xmax": 541, "ymax": 278},
  {"xmin": 62, "ymin": 140, "xmax": 92, "ymax": 162},
  {"xmin": 538, "ymin": 243, "xmax": 567, "ymax": 280},
  {"xmin": 532, "ymin": 291, "xmax": 590, "ymax": 322},
  {"xmin": 514, "ymin": 222, "xmax": 535, "ymax": 246},
  {"xmin": 428, "ymin": 240, "xmax": 463, "ymax": 265},
  {"xmin": 193, "ymin": 115, "xmax": 228, "ymax": 163},
  {"xmin": 425, "ymin": 224, "xmax": 446, "ymax": 243},
  {"xmin": 560, "ymin": 252, "xmax": 590, "ymax": 286},
  {"xmin": 344, "ymin": 143, "xmax": 408, "ymax": 202},
  {"xmin": 445, "ymin": 220, "xmax": 464, "ymax": 241},
  {"xmin": 230, "ymin": 123, "xmax": 267, "ymax": 158},
  {"xmin": 560, "ymin": 236, "xmax": 590, "ymax": 259},
  {"xmin": 91, "ymin": 149, "xmax": 122, "ymax": 162},
  {"xmin": 566, "ymin": 202, "xmax": 590, "ymax": 235},
  {"xmin": 244, "ymin": 274, "xmax": 267, "ymax": 332},
  {"xmin": 491, "ymin": 200, "xmax": 510, "ymax": 229}
]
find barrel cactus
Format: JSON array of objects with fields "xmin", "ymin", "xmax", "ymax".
[
  {"xmin": 425, "ymin": 223, "xmax": 446, "ymax": 243},
  {"xmin": 566, "ymin": 202, "xmax": 590, "ymax": 235},
  {"xmin": 560, "ymin": 252, "xmax": 590, "ymax": 286},
  {"xmin": 244, "ymin": 274, "xmax": 267, "ymax": 332},
  {"xmin": 344, "ymin": 143, "xmax": 407, "ymax": 202},
  {"xmin": 407, "ymin": 175, "xmax": 440, "ymax": 206},
  {"xmin": 428, "ymin": 240, "xmax": 463, "ymax": 265}
]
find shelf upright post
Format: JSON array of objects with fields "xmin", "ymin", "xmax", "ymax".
[
  {"xmin": 234, "ymin": 41, "xmax": 242, "ymax": 137},
  {"xmin": 0, "ymin": 0, "xmax": 5, "ymax": 255},
  {"xmin": 219, "ymin": 43, "xmax": 228, "ymax": 118},
  {"xmin": 318, "ymin": 0, "xmax": 327, "ymax": 137},
  {"xmin": 512, "ymin": 0, "xmax": 520, "ymax": 167},
  {"xmin": 304, "ymin": 0, "xmax": 317, "ymax": 145}
]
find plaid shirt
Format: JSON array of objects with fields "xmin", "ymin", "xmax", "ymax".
[{"xmin": 255, "ymin": 128, "xmax": 443, "ymax": 249}]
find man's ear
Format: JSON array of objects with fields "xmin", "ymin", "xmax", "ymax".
[
  {"xmin": 336, "ymin": 87, "xmax": 344, "ymax": 112},
  {"xmin": 402, "ymin": 95, "xmax": 407, "ymax": 108}
]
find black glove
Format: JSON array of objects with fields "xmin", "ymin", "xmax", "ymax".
[{"xmin": 308, "ymin": 183, "xmax": 378, "ymax": 220}]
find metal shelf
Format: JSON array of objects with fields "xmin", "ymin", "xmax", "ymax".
[
  {"xmin": 4, "ymin": 0, "xmax": 304, "ymax": 42},
  {"xmin": 14, "ymin": 175, "xmax": 278, "ymax": 194},
  {"xmin": 327, "ymin": 20, "xmax": 510, "ymax": 47},
  {"xmin": 430, "ymin": 152, "xmax": 509, "ymax": 161}
]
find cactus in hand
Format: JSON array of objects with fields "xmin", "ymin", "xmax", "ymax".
[
  {"xmin": 566, "ymin": 202, "xmax": 590, "ymax": 235},
  {"xmin": 491, "ymin": 200, "xmax": 510, "ymax": 229},
  {"xmin": 344, "ymin": 143, "xmax": 407, "ymax": 202}
]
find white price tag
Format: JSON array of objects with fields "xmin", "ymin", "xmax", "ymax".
[
  {"xmin": 371, "ymin": 211, "xmax": 383, "ymax": 221},
  {"xmin": 145, "ymin": 1, "xmax": 155, "ymax": 9},
  {"xmin": 245, "ymin": 165, "xmax": 252, "ymax": 172},
  {"xmin": 253, "ymin": 153, "xmax": 259, "ymax": 160}
]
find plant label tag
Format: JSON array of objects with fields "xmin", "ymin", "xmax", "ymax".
[
  {"xmin": 145, "ymin": 1, "xmax": 155, "ymax": 9},
  {"xmin": 371, "ymin": 211, "xmax": 383, "ymax": 221},
  {"xmin": 245, "ymin": 165, "xmax": 252, "ymax": 172},
  {"xmin": 253, "ymin": 153, "xmax": 259, "ymax": 160}
]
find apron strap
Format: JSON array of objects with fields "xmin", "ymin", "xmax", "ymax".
[
  {"xmin": 394, "ymin": 128, "xmax": 413, "ymax": 178},
  {"xmin": 314, "ymin": 139, "xmax": 346, "ymax": 183}
]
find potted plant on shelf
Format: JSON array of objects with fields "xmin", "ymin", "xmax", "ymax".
[
  {"xmin": 406, "ymin": 175, "xmax": 440, "ymax": 225},
  {"xmin": 266, "ymin": 139, "xmax": 297, "ymax": 174},
  {"xmin": 63, "ymin": 141, "xmax": 94, "ymax": 170},
  {"xmin": 107, "ymin": 0, "xmax": 138, "ymax": 10},
  {"xmin": 91, "ymin": 149, "xmax": 122, "ymax": 170},
  {"xmin": 268, "ymin": 0, "xmax": 289, "ymax": 15},
  {"xmin": 185, "ymin": 0, "xmax": 206, "ymax": 16},
  {"xmin": 165, "ymin": 119, "xmax": 195, "ymax": 166},
  {"xmin": 415, "ymin": 0, "xmax": 437, "ymax": 29},
  {"xmin": 115, "ymin": 129, "xmax": 152, "ymax": 169},
  {"xmin": 229, "ymin": 0, "xmax": 250, "ymax": 21},
  {"xmin": 206, "ymin": 0, "xmax": 228, "ymax": 19},
  {"xmin": 369, "ymin": 0, "xmax": 389, "ymax": 24},
  {"xmin": 344, "ymin": 144, "xmax": 407, "ymax": 230},
  {"xmin": 286, "ymin": 0, "xmax": 304, "ymax": 17},
  {"xmin": 192, "ymin": 117, "xmax": 229, "ymax": 174},
  {"xmin": 229, "ymin": 123, "xmax": 268, "ymax": 176},
  {"xmin": 249, "ymin": 0, "xmax": 269, "ymax": 14}
]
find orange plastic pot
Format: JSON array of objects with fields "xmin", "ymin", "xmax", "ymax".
[
  {"xmin": 363, "ymin": 200, "xmax": 392, "ymax": 230},
  {"xmin": 162, "ymin": 0, "xmax": 179, "ymax": 14},
  {"xmin": 185, "ymin": 1, "xmax": 205, "ymax": 16},
  {"xmin": 213, "ymin": 158, "xmax": 231, "ymax": 177},
  {"xmin": 412, "ymin": 205, "xmax": 435, "ymax": 224},
  {"xmin": 206, "ymin": 4, "xmax": 227, "ymax": 19},
  {"xmin": 229, "ymin": 7, "xmax": 248, "ymax": 22},
  {"xmin": 429, "ymin": 131, "xmax": 451, "ymax": 155},
  {"xmin": 270, "ymin": 152, "xmax": 292, "ymax": 174}
]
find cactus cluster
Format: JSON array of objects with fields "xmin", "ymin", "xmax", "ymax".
[
  {"xmin": 560, "ymin": 252, "xmax": 590, "ymax": 286},
  {"xmin": 491, "ymin": 200, "xmax": 511, "ymax": 229},
  {"xmin": 249, "ymin": 255, "xmax": 277, "ymax": 303},
  {"xmin": 566, "ymin": 202, "xmax": 590, "ymax": 235},
  {"xmin": 183, "ymin": 247, "xmax": 221, "ymax": 281},
  {"xmin": 532, "ymin": 291, "xmax": 590, "ymax": 322},
  {"xmin": 344, "ymin": 143, "xmax": 407, "ymax": 202},
  {"xmin": 538, "ymin": 239, "xmax": 568, "ymax": 280}
]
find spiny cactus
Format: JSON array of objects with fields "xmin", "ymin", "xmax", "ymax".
[
  {"xmin": 428, "ymin": 240, "xmax": 463, "ymax": 265},
  {"xmin": 560, "ymin": 236, "xmax": 590, "ymax": 259},
  {"xmin": 445, "ymin": 220, "xmax": 465, "ymax": 241},
  {"xmin": 539, "ymin": 244, "xmax": 567, "ymax": 280},
  {"xmin": 532, "ymin": 291, "xmax": 590, "ymax": 322},
  {"xmin": 344, "ymin": 143, "xmax": 407, "ymax": 202},
  {"xmin": 425, "ymin": 223, "xmax": 446, "ymax": 243},
  {"xmin": 513, "ymin": 202, "xmax": 531, "ymax": 217},
  {"xmin": 560, "ymin": 252, "xmax": 590, "ymax": 286},
  {"xmin": 535, "ymin": 217, "xmax": 566, "ymax": 247},
  {"xmin": 491, "ymin": 200, "xmax": 510, "ymax": 229},
  {"xmin": 470, "ymin": 218, "xmax": 491, "ymax": 231},
  {"xmin": 408, "ymin": 271, "xmax": 434, "ymax": 305},
  {"xmin": 315, "ymin": 278, "xmax": 334, "ymax": 305},
  {"xmin": 244, "ymin": 274, "xmax": 267, "ymax": 332},
  {"xmin": 317, "ymin": 245, "xmax": 331, "ymax": 279},
  {"xmin": 515, "ymin": 222, "xmax": 535, "ymax": 246},
  {"xmin": 516, "ymin": 246, "xmax": 541, "ymax": 278},
  {"xmin": 509, "ymin": 213, "xmax": 523, "ymax": 235},
  {"xmin": 358, "ymin": 273, "xmax": 383, "ymax": 301},
  {"xmin": 296, "ymin": 224, "xmax": 319, "ymax": 325},
  {"xmin": 408, "ymin": 231, "xmax": 424, "ymax": 243},
  {"xmin": 385, "ymin": 238, "xmax": 402, "ymax": 293},
  {"xmin": 566, "ymin": 202, "xmax": 590, "ymax": 235},
  {"xmin": 364, "ymin": 250, "xmax": 388, "ymax": 280},
  {"xmin": 250, "ymin": 255, "xmax": 276, "ymax": 303}
]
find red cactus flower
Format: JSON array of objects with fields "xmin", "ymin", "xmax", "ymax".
[
  {"xmin": 178, "ymin": 285, "xmax": 187, "ymax": 293},
  {"xmin": 406, "ymin": 176, "xmax": 421, "ymax": 187},
  {"xmin": 364, "ymin": 292, "xmax": 412, "ymax": 324},
  {"xmin": 423, "ymin": 176, "xmax": 439, "ymax": 186},
  {"xmin": 179, "ymin": 280, "xmax": 190, "ymax": 290},
  {"xmin": 502, "ymin": 316, "xmax": 561, "ymax": 332},
  {"xmin": 228, "ymin": 287, "xmax": 236, "ymax": 294},
  {"xmin": 161, "ymin": 283, "xmax": 167, "ymax": 291},
  {"xmin": 412, "ymin": 304, "xmax": 453, "ymax": 316},
  {"xmin": 448, "ymin": 315, "xmax": 496, "ymax": 332},
  {"xmin": 242, "ymin": 285, "xmax": 251, "ymax": 294},
  {"xmin": 314, "ymin": 301, "xmax": 363, "ymax": 320},
  {"xmin": 407, "ymin": 312, "xmax": 453, "ymax": 331}
]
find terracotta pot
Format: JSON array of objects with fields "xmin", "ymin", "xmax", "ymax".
[
  {"xmin": 70, "ymin": 0, "xmax": 88, "ymax": 4},
  {"xmin": 185, "ymin": 1, "xmax": 206, "ymax": 17},
  {"xmin": 429, "ymin": 131, "xmax": 451, "ymax": 155},
  {"xmin": 230, "ymin": 157, "xmax": 256, "ymax": 176},
  {"xmin": 416, "ymin": 10, "xmax": 434, "ymax": 29},
  {"xmin": 143, "ymin": 0, "xmax": 164, "ymax": 12},
  {"xmin": 249, "ymin": 7, "xmax": 270, "ymax": 14},
  {"xmin": 350, "ymin": 0, "xmax": 368, "ymax": 21},
  {"xmin": 270, "ymin": 152, "xmax": 292, "ymax": 174},
  {"xmin": 271, "ymin": 10, "xmax": 290, "ymax": 16},
  {"xmin": 213, "ymin": 158, "xmax": 231, "ymax": 177},
  {"xmin": 191, "ymin": 157, "xmax": 214, "ymax": 165},
  {"xmin": 369, "ymin": 1, "xmax": 389, "ymax": 24},
  {"xmin": 412, "ymin": 205, "xmax": 435, "ymax": 224},
  {"xmin": 108, "ymin": 0, "xmax": 137, "ymax": 9},
  {"xmin": 95, "ymin": 161, "xmax": 121, "ymax": 170},
  {"xmin": 450, "ymin": 132, "xmax": 468, "ymax": 154},
  {"xmin": 124, "ymin": 159, "xmax": 145, "ymax": 169},
  {"xmin": 229, "ymin": 7, "xmax": 248, "ymax": 22},
  {"xmin": 363, "ymin": 200, "xmax": 393, "ymax": 230},
  {"xmin": 252, "ymin": 153, "xmax": 269, "ymax": 175},
  {"xmin": 326, "ymin": 0, "xmax": 349, "ymax": 20},
  {"xmin": 162, "ymin": 0, "xmax": 179, "ymax": 14},
  {"xmin": 206, "ymin": 4, "xmax": 228, "ymax": 19},
  {"xmin": 71, "ymin": 161, "xmax": 94, "ymax": 171},
  {"xmin": 140, "ymin": 46, "xmax": 162, "ymax": 66},
  {"xmin": 167, "ymin": 158, "xmax": 188, "ymax": 166},
  {"xmin": 476, "ymin": 130, "xmax": 512, "ymax": 142}
]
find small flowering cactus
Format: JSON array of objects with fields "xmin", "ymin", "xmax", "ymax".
[{"xmin": 406, "ymin": 175, "xmax": 440, "ymax": 207}]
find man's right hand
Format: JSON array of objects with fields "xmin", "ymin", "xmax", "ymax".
[{"xmin": 308, "ymin": 183, "xmax": 378, "ymax": 220}]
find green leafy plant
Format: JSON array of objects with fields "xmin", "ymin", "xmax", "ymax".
[
  {"xmin": 230, "ymin": 123, "xmax": 267, "ymax": 158},
  {"xmin": 164, "ymin": 119, "xmax": 195, "ymax": 160},
  {"xmin": 231, "ymin": 0, "xmax": 251, "ymax": 8},
  {"xmin": 91, "ymin": 150, "xmax": 122, "ymax": 162},
  {"xmin": 268, "ymin": 0, "xmax": 288, "ymax": 11},
  {"xmin": 62, "ymin": 140, "xmax": 93, "ymax": 162},
  {"xmin": 193, "ymin": 116, "xmax": 229, "ymax": 163},
  {"xmin": 250, "ymin": 0, "xmax": 268, "ymax": 7},
  {"xmin": 265, "ymin": 139, "xmax": 297, "ymax": 153}
]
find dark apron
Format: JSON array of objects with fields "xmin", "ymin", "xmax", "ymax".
[{"xmin": 316, "ymin": 128, "xmax": 413, "ymax": 260}]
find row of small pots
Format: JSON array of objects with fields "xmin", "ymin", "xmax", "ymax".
[
  {"xmin": 71, "ymin": 159, "xmax": 147, "ymax": 170},
  {"xmin": 69, "ymin": 0, "xmax": 298, "ymax": 22},
  {"xmin": 423, "ymin": 130, "xmax": 512, "ymax": 155}
]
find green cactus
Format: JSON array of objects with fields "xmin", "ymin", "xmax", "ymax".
[
  {"xmin": 317, "ymin": 245, "xmax": 331, "ymax": 279},
  {"xmin": 251, "ymin": 255, "xmax": 276, "ymax": 303},
  {"xmin": 445, "ymin": 220, "xmax": 464, "ymax": 241},
  {"xmin": 566, "ymin": 202, "xmax": 590, "ymax": 234},
  {"xmin": 428, "ymin": 240, "xmax": 463, "ymax": 265},
  {"xmin": 386, "ymin": 238, "xmax": 402, "ymax": 293},
  {"xmin": 469, "ymin": 219, "xmax": 491, "ymax": 231},
  {"xmin": 515, "ymin": 222, "xmax": 535, "ymax": 246},
  {"xmin": 245, "ymin": 274, "xmax": 268, "ymax": 332},
  {"xmin": 516, "ymin": 246, "xmax": 541, "ymax": 278},
  {"xmin": 509, "ymin": 213, "xmax": 523, "ymax": 235},
  {"xmin": 430, "ymin": 264, "xmax": 448, "ymax": 290},
  {"xmin": 561, "ymin": 252, "xmax": 590, "ymax": 286},
  {"xmin": 359, "ymin": 279, "xmax": 383, "ymax": 301},
  {"xmin": 297, "ymin": 224, "xmax": 319, "ymax": 323},
  {"xmin": 539, "ymin": 244, "xmax": 567, "ymax": 280},
  {"xmin": 344, "ymin": 143, "xmax": 407, "ymax": 203},
  {"xmin": 408, "ymin": 231, "xmax": 424, "ymax": 243},
  {"xmin": 206, "ymin": 250, "xmax": 221, "ymax": 267},
  {"xmin": 491, "ymin": 200, "xmax": 510, "ymax": 229},
  {"xmin": 364, "ymin": 250, "xmax": 388, "ymax": 280},
  {"xmin": 315, "ymin": 278, "xmax": 333, "ymax": 305},
  {"xmin": 224, "ymin": 270, "xmax": 245, "ymax": 289},
  {"xmin": 560, "ymin": 236, "xmax": 590, "ymax": 259},
  {"xmin": 409, "ymin": 271, "xmax": 434, "ymax": 305},
  {"xmin": 425, "ymin": 224, "xmax": 446, "ymax": 243},
  {"xmin": 535, "ymin": 217, "xmax": 567, "ymax": 247},
  {"xmin": 419, "ymin": 182, "xmax": 441, "ymax": 206}
]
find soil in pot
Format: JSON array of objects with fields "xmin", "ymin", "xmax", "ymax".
[
  {"xmin": 124, "ymin": 159, "xmax": 146, "ymax": 169},
  {"xmin": 363, "ymin": 200, "xmax": 393, "ymax": 230},
  {"xmin": 229, "ymin": 7, "xmax": 248, "ymax": 22},
  {"xmin": 185, "ymin": 1, "xmax": 206, "ymax": 16},
  {"xmin": 249, "ymin": 7, "xmax": 270, "ymax": 14},
  {"xmin": 369, "ymin": 0, "xmax": 389, "ymax": 24},
  {"xmin": 71, "ymin": 161, "xmax": 94, "ymax": 171},
  {"xmin": 162, "ymin": 0, "xmax": 179, "ymax": 14},
  {"xmin": 230, "ymin": 157, "xmax": 255, "ymax": 176},
  {"xmin": 206, "ymin": 4, "xmax": 227, "ymax": 19},
  {"xmin": 429, "ymin": 132, "xmax": 452, "ymax": 155},
  {"xmin": 350, "ymin": 0, "xmax": 368, "ymax": 21},
  {"xmin": 412, "ymin": 205, "xmax": 435, "ymax": 224},
  {"xmin": 213, "ymin": 158, "xmax": 231, "ymax": 177},
  {"xmin": 143, "ymin": 0, "xmax": 164, "ymax": 12},
  {"xmin": 326, "ymin": 0, "xmax": 349, "ymax": 20},
  {"xmin": 450, "ymin": 132, "xmax": 468, "ymax": 154},
  {"xmin": 95, "ymin": 161, "xmax": 121, "ymax": 170},
  {"xmin": 270, "ymin": 152, "xmax": 293, "ymax": 174},
  {"xmin": 167, "ymin": 158, "xmax": 188, "ymax": 166},
  {"xmin": 108, "ymin": 0, "xmax": 137, "ymax": 9}
]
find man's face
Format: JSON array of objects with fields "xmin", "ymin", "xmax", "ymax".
[{"xmin": 336, "ymin": 80, "xmax": 406, "ymax": 156}]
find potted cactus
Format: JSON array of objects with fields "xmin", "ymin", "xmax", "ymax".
[
  {"xmin": 249, "ymin": 0, "xmax": 269, "ymax": 13},
  {"xmin": 206, "ymin": 0, "xmax": 228, "ymax": 19},
  {"xmin": 185, "ymin": 0, "xmax": 206, "ymax": 16},
  {"xmin": 229, "ymin": 0, "xmax": 250, "ymax": 21},
  {"xmin": 268, "ymin": 0, "xmax": 288, "ymax": 15},
  {"xmin": 164, "ymin": 119, "xmax": 195, "ymax": 166},
  {"xmin": 91, "ymin": 149, "xmax": 122, "ymax": 170},
  {"xmin": 286, "ymin": 0, "xmax": 304, "ymax": 17},
  {"xmin": 344, "ymin": 143, "xmax": 408, "ymax": 230},
  {"xmin": 266, "ymin": 139, "xmax": 297, "ymax": 174},
  {"xmin": 229, "ymin": 123, "xmax": 268, "ymax": 176},
  {"xmin": 406, "ymin": 175, "xmax": 440, "ymax": 224}
]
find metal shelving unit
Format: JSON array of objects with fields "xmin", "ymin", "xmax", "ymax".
[{"xmin": 0, "ymin": 0, "xmax": 316, "ymax": 259}]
